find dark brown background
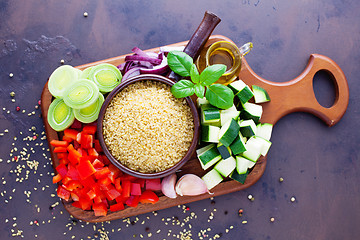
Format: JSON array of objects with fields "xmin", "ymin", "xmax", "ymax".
[{"xmin": 0, "ymin": 0, "xmax": 359, "ymax": 239}]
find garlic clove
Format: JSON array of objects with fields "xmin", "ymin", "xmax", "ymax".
[
  {"xmin": 161, "ymin": 173, "xmax": 177, "ymax": 198},
  {"xmin": 175, "ymin": 174, "xmax": 209, "ymax": 196}
]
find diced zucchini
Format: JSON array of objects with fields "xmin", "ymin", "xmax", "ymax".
[
  {"xmin": 252, "ymin": 85, "xmax": 270, "ymax": 103},
  {"xmin": 214, "ymin": 156, "xmax": 236, "ymax": 177},
  {"xmin": 228, "ymin": 80, "xmax": 254, "ymax": 104},
  {"xmin": 253, "ymin": 136, "xmax": 272, "ymax": 156},
  {"xmin": 230, "ymin": 169, "xmax": 248, "ymax": 184},
  {"xmin": 256, "ymin": 123, "xmax": 273, "ymax": 141},
  {"xmin": 219, "ymin": 119, "xmax": 240, "ymax": 147},
  {"xmin": 220, "ymin": 105, "xmax": 240, "ymax": 126},
  {"xmin": 197, "ymin": 97, "xmax": 210, "ymax": 108},
  {"xmin": 229, "ymin": 132, "xmax": 247, "ymax": 155},
  {"xmin": 239, "ymin": 119, "xmax": 257, "ymax": 138},
  {"xmin": 236, "ymin": 155, "xmax": 255, "ymax": 174},
  {"xmin": 201, "ymin": 105, "xmax": 221, "ymax": 126},
  {"xmin": 240, "ymin": 102, "xmax": 263, "ymax": 123},
  {"xmin": 196, "ymin": 144, "xmax": 214, "ymax": 156},
  {"xmin": 240, "ymin": 136, "xmax": 264, "ymax": 162},
  {"xmin": 197, "ymin": 144, "xmax": 222, "ymax": 170},
  {"xmin": 202, "ymin": 169, "xmax": 223, "ymax": 190},
  {"xmin": 217, "ymin": 142, "xmax": 232, "ymax": 159},
  {"xmin": 201, "ymin": 125, "xmax": 220, "ymax": 143}
]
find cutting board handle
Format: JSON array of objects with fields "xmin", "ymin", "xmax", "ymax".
[{"xmin": 239, "ymin": 54, "xmax": 349, "ymax": 126}]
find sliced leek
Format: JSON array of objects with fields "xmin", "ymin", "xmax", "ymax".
[
  {"xmin": 48, "ymin": 65, "xmax": 79, "ymax": 98},
  {"xmin": 47, "ymin": 98, "xmax": 75, "ymax": 131},
  {"xmin": 89, "ymin": 63, "xmax": 122, "ymax": 93},
  {"xmin": 80, "ymin": 67, "xmax": 93, "ymax": 80},
  {"xmin": 74, "ymin": 93, "xmax": 104, "ymax": 123},
  {"xmin": 63, "ymin": 79, "xmax": 99, "ymax": 109}
]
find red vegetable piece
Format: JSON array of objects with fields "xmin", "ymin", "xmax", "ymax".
[
  {"xmin": 59, "ymin": 158, "xmax": 69, "ymax": 165},
  {"xmin": 81, "ymin": 133, "xmax": 93, "ymax": 149},
  {"xmin": 62, "ymin": 135, "xmax": 73, "ymax": 143},
  {"xmin": 70, "ymin": 192, "xmax": 80, "ymax": 202},
  {"xmin": 92, "ymin": 159, "xmax": 105, "ymax": 169},
  {"xmin": 54, "ymin": 147, "xmax": 68, "ymax": 153},
  {"xmin": 108, "ymin": 164, "xmax": 121, "ymax": 178},
  {"xmin": 130, "ymin": 182, "xmax": 142, "ymax": 196},
  {"xmin": 55, "ymin": 163, "xmax": 68, "ymax": 177},
  {"xmin": 105, "ymin": 187, "xmax": 121, "ymax": 201},
  {"xmin": 94, "ymin": 139, "xmax": 103, "ymax": 153},
  {"xmin": 125, "ymin": 195, "xmax": 140, "ymax": 208},
  {"xmin": 139, "ymin": 190, "xmax": 159, "ymax": 204},
  {"xmin": 145, "ymin": 178, "xmax": 161, "ymax": 191},
  {"xmin": 57, "ymin": 152, "xmax": 68, "ymax": 160},
  {"xmin": 71, "ymin": 119, "xmax": 82, "ymax": 129},
  {"xmin": 82, "ymin": 125, "xmax": 97, "ymax": 135},
  {"xmin": 67, "ymin": 144, "xmax": 82, "ymax": 165},
  {"xmin": 88, "ymin": 148, "xmax": 99, "ymax": 159},
  {"xmin": 110, "ymin": 202, "xmax": 125, "ymax": 212},
  {"xmin": 121, "ymin": 174, "xmax": 138, "ymax": 182},
  {"xmin": 78, "ymin": 196, "xmax": 93, "ymax": 210},
  {"xmin": 97, "ymin": 178, "xmax": 112, "ymax": 191},
  {"xmin": 86, "ymin": 189, "xmax": 97, "ymax": 200},
  {"xmin": 94, "ymin": 167, "xmax": 111, "ymax": 180},
  {"xmin": 50, "ymin": 140, "xmax": 69, "ymax": 148},
  {"xmin": 52, "ymin": 173, "xmax": 62, "ymax": 184},
  {"xmin": 115, "ymin": 195, "xmax": 129, "ymax": 204},
  {"xmin": 114, "ymin": 178, "xmax": 122, "ymax": 192},
  {"xmin": 64, "ymin": 128, "xmax": 79, "ymax": 141},
  {"xmin": 57, "ymin": 185, "xmax": 70, "ymax": 201},
  {"xmin": 77, "ymin": 160, "xmax": 96, "ymax": 180},
  {"xmin": 64, "ymin": 180, "xmax": 82, "ymax": 191},
  {"xmin": 93, "ymin": 203, "xmax": 108, "ymax": 216},
  {"xmin": 80, "ymin": 176, "xmax": 96, "ymax": 188},
  {"xmin": 122, "ymin": 180, "xmax": 131, "ymax": 198}
]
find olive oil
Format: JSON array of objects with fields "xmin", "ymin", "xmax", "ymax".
[{"xmin": 209, "ymin": 47, "xmax": 235, "ymax": 72}]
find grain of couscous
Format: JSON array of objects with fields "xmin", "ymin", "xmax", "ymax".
[{"xmin": 103, "ymin": 80, "xmax": 194, "ymax": 173}]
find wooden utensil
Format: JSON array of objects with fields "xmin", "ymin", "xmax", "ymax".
[{"xmin": 41, "ymin": 35, "xmax": 349, "ymax": 222}]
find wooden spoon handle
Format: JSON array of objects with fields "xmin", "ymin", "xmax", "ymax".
[
  {"xmin": 168, "ymin": 11, "xmax": 221, "ymax": 81},
  {"xmin": 239, "ymin": 54, "xmax": 349, "ymax": 126}
]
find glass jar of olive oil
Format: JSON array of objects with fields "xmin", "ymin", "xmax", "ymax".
[{"xmin": 196, "ymin": 41, "xmax": 252, "ymax": 85}]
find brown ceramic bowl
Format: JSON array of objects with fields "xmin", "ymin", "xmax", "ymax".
[{"xmin": 97, "ymin": 74, "xmax": 200, "ymax": 179}]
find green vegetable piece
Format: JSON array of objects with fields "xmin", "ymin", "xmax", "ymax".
[
  {"xmin": 63, "ymin": 79, "xmax": 100, "ymax": 109},
  {"xmin": 89, "ymin": 63, "xmax": 122, "ymax": 93},
  {"xmin": 74, "ymin": 93, "xmax": 104, "ymax": 123},
  {"xmin": 80, "ymin": 67, "xmax": 93, "ymax": 79},
  {"xmin": 171, "ymin": 80, "xmax": 195, "ymax": 98},
  {"xmin": 205, "ymin": 84, "xmax": 234, "ymax": 109},
  {"xmin": 167, "ymin": 51, "xmax": 193, "ymax": 77},
  {"xmin": 47, "ymin": 98, "xmax": 75, "ymax": 131},
  {"xmin": 48, "ymin": 65, "xmax": 79, "ymax": 98}
]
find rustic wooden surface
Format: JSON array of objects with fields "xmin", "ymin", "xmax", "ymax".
[{"xmin": 1, "ymin": 1, "xmax": 359, "ymax": 239}]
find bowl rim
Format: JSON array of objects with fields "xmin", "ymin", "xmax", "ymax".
[{"xmin": 97, "ymin": 74, "xmax": 200, "ymax": 179}]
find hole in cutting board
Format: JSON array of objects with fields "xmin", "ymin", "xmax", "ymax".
[{"xmin": 312, "ymin": 70, "xmax": 336, "ymax": 108}]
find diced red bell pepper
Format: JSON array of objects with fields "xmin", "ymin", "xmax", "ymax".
[
  {"xmin": 92, "ymin": 159, "xmax": 104, "ymax": 169},
  {"xmin": 81, "ymin": 134, "xmax": 93, "ymax": 149},
  {"xmin": 130, "ymin": 183, "xmax": 142, "ymax": 196},
  {"xmin": 77, "ymin": 159, "xmax": 96, "ymax": 180},
  {"xmin": 93, "ymin": 195, "xmax": 103, "ymax": 204},
  {"xmin": 63, "ymin": 180, "xmax": 82, "ymax": 191},
  {"xmin": 114, "ymin": 178, "xmax": 122, "ymax": 192},
  {"xmin": 115, "ymin": 195, "xmax": 129, "ymax": 204},
  {"xmin": 94, "ymin": 167, "xmax": 111, "ymax": 180},
  {"xmin": 64, "ymin": 128, "xmax": 79, "ymax": 141},
  {"xmin": 94, "ymin": 139, "xmax": 103, "ymax": 153},
  {"xmin": 77, "ymin": 148, "xmax": 87, "ymax": 157},
  {"xmin": 66, "ymin": 165, "xmax": 80, "ymax": 181},
  {"xmin": 93, "ymin": 203, "xmax": 108, "ymax": 216},
  {"xmin": 59, "ymin": 158, "xmax": 69, "ymax": 165},
  {"xmin": 145, "ymin": 178, "xmax": 162, "ymax": 191},
  {"xmin": 61, "ymin": 135, "xmax": 74, "ymax": 143},
  {"xmin": 105, "ymin": 187, "xmax": 121, "ymax": 201},
  {"xmin": 98, "ymin": 155, "xmax": 110, "ymax": 165},
  {"xmin": 86, "ymin": 189, "xmax": 97, "ymax": 200},
  {"xmin": 70, "ymin": 192, "xmax": 80, "ymax": 202},
  {"xmin": 82, "ymin": 125, "xmax": 97, "ymax": 135},
  {"xmin": 139, "ymin": 190, "xmax": 159, "ymax": 204},
  {"xmin": 125, "ymin": 195, "xmax": 140, "ymax": 208},
  {"xmin": 57, "ymin": 152, "xmax": 68, "ymax": 160},
  {"xmin": 110, "ymin": 202, "xmax": 124, "ymax": 212},
  {"xmin": 108, "ymin": 164, "xmax": 121, "ymax": 178},
  {"xmin": 70, "ymin": 119, "xmax": 82, "ymax": 129},
  {"xmin": 88, "ymin": 148, "xmax": 99, "ymax": 159},
  {"xmin": 72, "ymin": 201, "xmax": 82, "ymax": 209},
  {"xmin": 61, "ymin": 176, "xmax": 72, "ymax": 185},
  {"xmin": 135, "ymin": 178, "xmax": 145, "ymax": 188},
  {"xmin": 57, "ymin": 185, "xmax": 70, "ymax": 201},
  {"xmin": 122, "ymin": 180, "xmax": 131, "ymax": 198},
  {"xmin": 67, "ymin": 144, "xmax": 82, "ymax": 165},
  {"xmin": 54, "ymin": 147, "xmax": 68, "ymax": 153},
  {"xmin": 56, "ymin": 163, "xmax": 68, "ymax": 177},
  {"xmin": 52, "ymin": 173, "xmax": 62, "ymax": 184},
  {"xmin": 80, "ymin": 175, "xmax": 96, "ymax": 188},
  {"xmin": 78, "ymin": 196, "xmax": 93, "ymax": 210},
  {"xmin": 50, "ymin": 140, "xmax": 69, "ymax": 148},
  {"xmin": 121, "ymin": 174, "xmax": 138, "ymax": 182},
  {"xmin": 97, "ymin": 178, "xmax": 112, "ymax": 191}
]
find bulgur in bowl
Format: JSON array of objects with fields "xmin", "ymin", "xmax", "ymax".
[{"xmin": 97, "ymin": 74, "xmax": 200, "ymax": 179}]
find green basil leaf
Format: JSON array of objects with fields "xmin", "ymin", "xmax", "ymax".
[
  {"xmin": 200, "ymin": 64, "xmax": 227, "ymax": 86},
  {"xmin": 170, "ymin": 80, "xmax": 195, "ymax": 98},
  {"xmin": 194, "ymin": 84, "xmax": 205, "ymax": 98},
  {"xmin": 205, "ymin": 84, "xmax": 234, "ymax": 109},
  {"xmin": 190, "ymin": 64, "xmax": 200, "ymax": 84},
  {"xmin": 167, "ymin": 51, "xmax": 193, "ymax": 77}
]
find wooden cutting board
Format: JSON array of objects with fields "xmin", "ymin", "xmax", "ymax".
[{"xmin": 41, "ymin": 35, "xmax": 349, "ymax": 222}]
